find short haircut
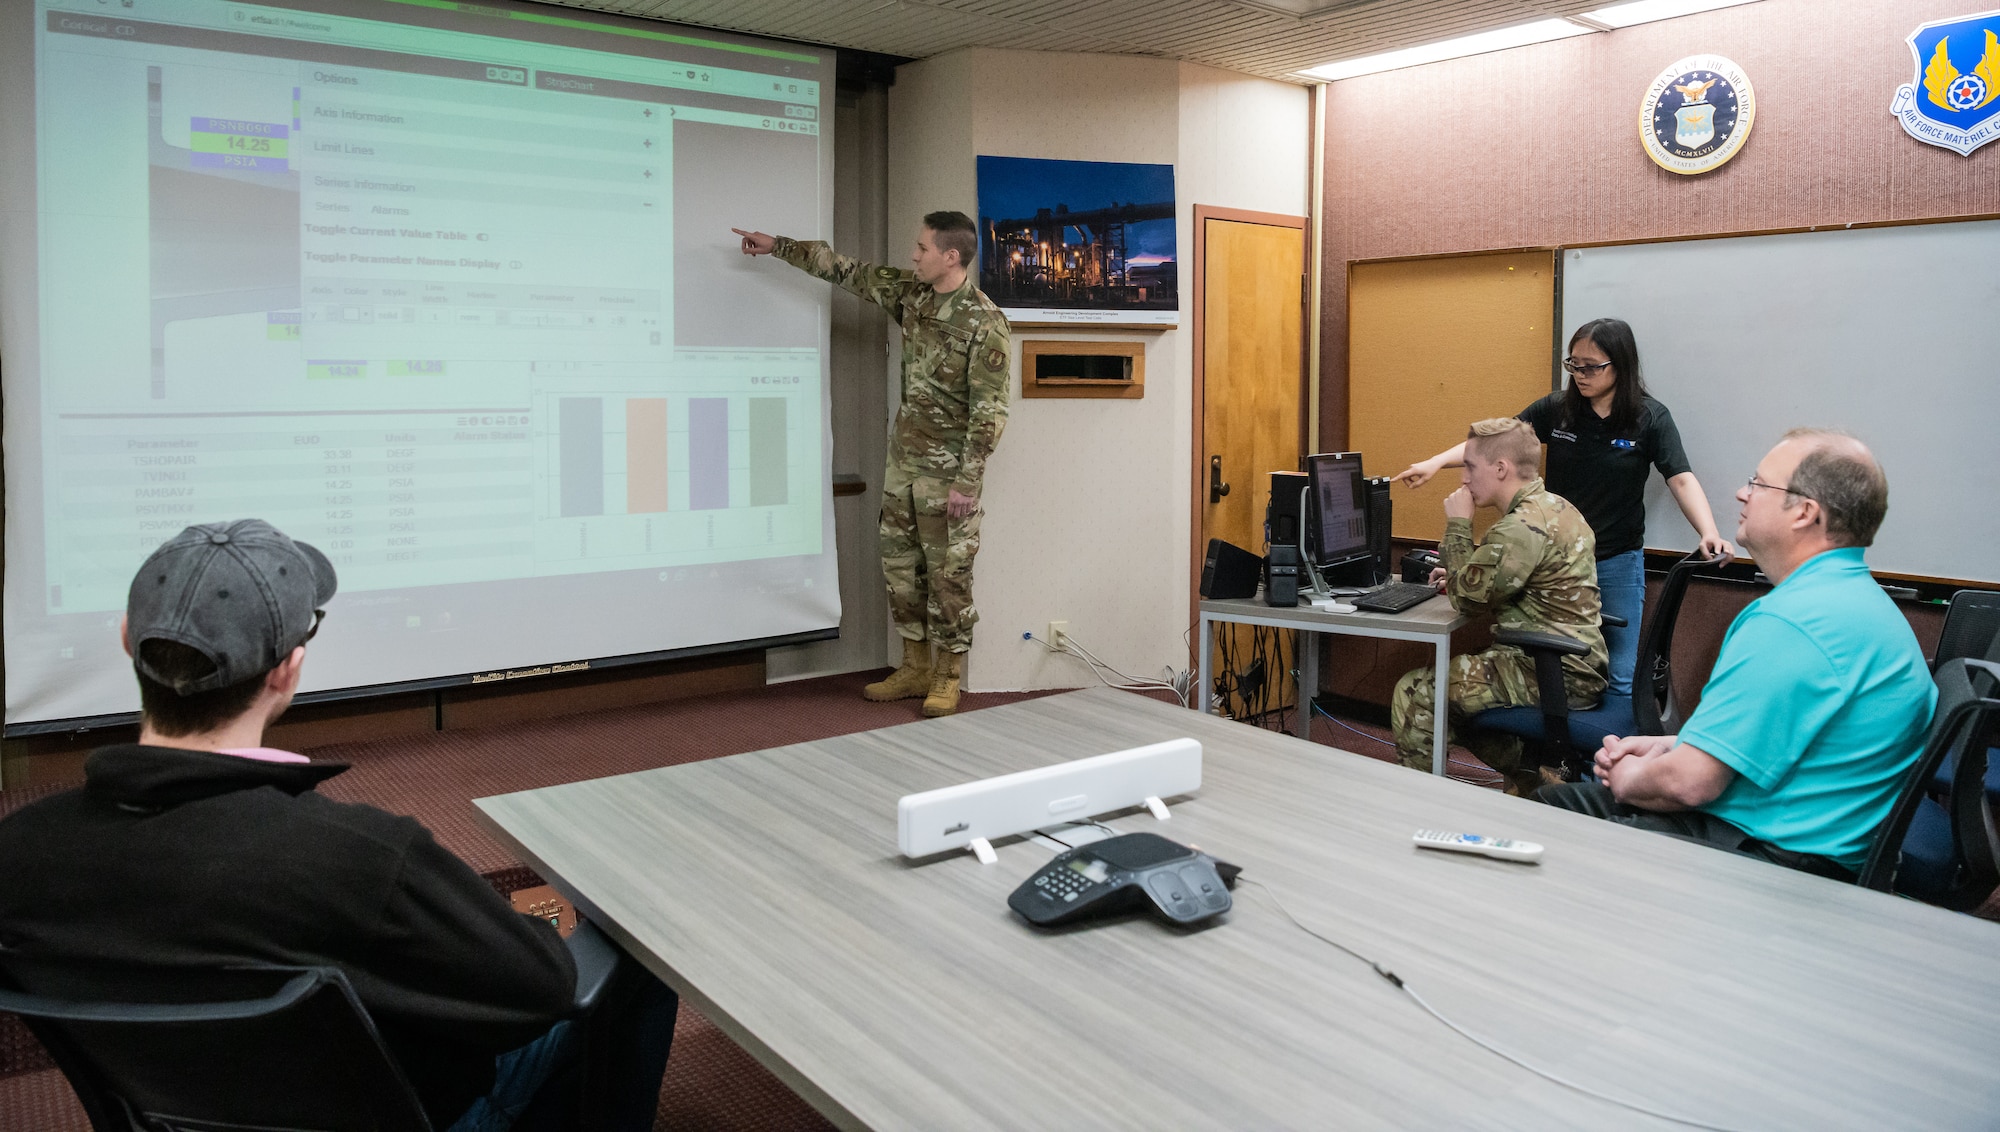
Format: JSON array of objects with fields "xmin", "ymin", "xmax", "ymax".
[
  {"xmin": 1465, "ymin": 417, "xmax": 1541, "ymax": 476},
  {"xmin": 1783, "ymin": 428, "xmax": 1888, "ymax": 547},
  {"xmin": 135, "ymin": 638, "xmax": 270, "ymax": 737},
  {"xmin": 923, "ymin": 210, "xmax": 978, "ymax": 270}
]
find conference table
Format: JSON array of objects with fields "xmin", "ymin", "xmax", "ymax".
[
  {"xmin": 475, "ymin": 688, "xmax": 2000, "ymax": 1131},
  {"xmin": 1198, "ymin": 593, "xmax": 1466, "ymax": 772}
]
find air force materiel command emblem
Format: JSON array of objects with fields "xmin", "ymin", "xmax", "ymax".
[
  {"xmin": 1891, "ymin": 9, "xmax": 2000, "ymax": 156},
  {"xmin": 1640, "ymin": 56, "xmax": 1756, "ymax": 175}
]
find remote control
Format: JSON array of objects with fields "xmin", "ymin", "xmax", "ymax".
[{"xmin": 1412, "ymin": 829, "xmax": 1543, "ymax": 863}]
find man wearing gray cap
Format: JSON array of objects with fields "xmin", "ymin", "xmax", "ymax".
[{"xmin": 0, "ymin": 520, "xmax": 674, "ymax": 1130}]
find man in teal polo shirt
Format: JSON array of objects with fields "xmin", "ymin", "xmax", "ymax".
[{"xmin": 1536, "ymin": 429, "xmax": 1935, "ymax": 879}]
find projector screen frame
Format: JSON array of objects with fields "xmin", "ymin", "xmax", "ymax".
[
  {"xmin": 2, "ymin": 0, "xmax": 848, "ymax": 729},
  {"xmin": 2, "ymin": 624, "xmax": 836, "ymax": 739}
]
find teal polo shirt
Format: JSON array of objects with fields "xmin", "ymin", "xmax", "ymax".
[{"xmin": 1679, "ymin": 547, "xmax": 1936, "ymax": 872}]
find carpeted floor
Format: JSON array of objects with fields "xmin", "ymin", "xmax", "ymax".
[{"xmin": 0, "ymin": 671, "xmax": 1478, "ymax": 1131}]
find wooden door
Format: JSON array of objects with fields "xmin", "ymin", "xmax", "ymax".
[{"xmin": 1193, "ymin": 209, "xmax": 1306, "ymax": 721}]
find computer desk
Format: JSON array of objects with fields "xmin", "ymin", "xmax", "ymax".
[
  {"xmin": 1198, "ymin": 593, "xmax": 1466, "ymax": 773},
  {"xmin": 474, "ymin": 688, "xmax": 2000, "ymax": 1131}
]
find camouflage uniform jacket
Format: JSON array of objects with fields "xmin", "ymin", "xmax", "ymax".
[
  {"xmin": 772, "ymin": 238, "xmax": 1010, "ymax": 498},
  {"xmin": 1441, "ymin": 478, "xmax": 1608, "ymax": 690}
]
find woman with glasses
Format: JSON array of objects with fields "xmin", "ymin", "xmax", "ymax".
[{"xmin": 1392, "ymin": 317, "xmax": 1732, "ymax": 698}]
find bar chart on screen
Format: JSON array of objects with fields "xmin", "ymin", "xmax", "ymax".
[{"xmin": 531, "ymin": 349, "xmax": 820, "ymax": 569}]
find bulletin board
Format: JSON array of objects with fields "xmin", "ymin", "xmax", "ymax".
[{"xmin": 1348, "ymin": 250, "xmax": 1557, "ymax": 542}]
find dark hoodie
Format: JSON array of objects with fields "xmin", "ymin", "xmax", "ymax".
[{"xmin": 0, "ymin": 744, "xmax": 575, "ymax": 1125}]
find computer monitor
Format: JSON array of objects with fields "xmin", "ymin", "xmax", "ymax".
[{"xmin": 1305, "ymin": 452, "xmax": 1370, "ymax": 569}]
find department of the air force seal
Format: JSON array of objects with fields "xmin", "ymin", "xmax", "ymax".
[
  {"xmin": 1890, "ymin": 9, "xmax": 2000, "ymax": 156},
  {"xmin": 1640, "ymin": 55, "xmax": 1756, "ymax": 175}
]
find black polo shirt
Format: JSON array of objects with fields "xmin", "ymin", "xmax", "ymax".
[{"xmin": 1516, "ymin": 392, "xmax": 1693, "ymax": 558}]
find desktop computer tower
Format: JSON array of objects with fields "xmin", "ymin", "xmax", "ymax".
[
  {"xmin": 1267, "ymin": 471, "xmax": 1308, "ymax": 550},
  {"xmin": 1364, "ymin": 476, "xmax": 1393, "ymax": 584},
  {"xmin": 1265, "ymin": 545, "xmax": 1302, "ymax": 606}
]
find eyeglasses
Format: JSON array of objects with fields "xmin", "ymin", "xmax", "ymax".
[
  {"xmin": 1562, "ymin": 358, "xmax": 1614, "ymax": 376},
  {"xmin": 1745, "ymin": 475, "xmax": 1815, "ymax": 503},
  {"xmin": 303, "ymin": 608, "xmax": 326, "ymax": 643}
]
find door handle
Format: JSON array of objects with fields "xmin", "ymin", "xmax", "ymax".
[{"xmin": 1209, "ymin": 455, "xmax": 1231, "ymax": 504}]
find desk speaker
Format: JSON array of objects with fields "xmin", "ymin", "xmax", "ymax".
[{"xmin": 1201, "ymin": 538, "xmax": 1262, "ymax": 600}]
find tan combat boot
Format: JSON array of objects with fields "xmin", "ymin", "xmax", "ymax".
[
  {"xmin": 863, "ymin": 638, "xmax": 932, "ymax": 702},
  {"xmin": 922, "ymin": 651, "xmax": 964, "ymax": 717}
]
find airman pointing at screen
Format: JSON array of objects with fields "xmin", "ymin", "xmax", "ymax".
[{"xmin": 734, "ymin": 214, "xmax": 1011, "ymax": 716}]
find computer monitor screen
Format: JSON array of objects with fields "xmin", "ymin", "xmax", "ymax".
[{"xmin": 1306, "ymin": 452, "xmax": 1369, "ymax": 566}]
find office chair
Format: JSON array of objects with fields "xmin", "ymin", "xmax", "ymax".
[
  {"xmin": 1858, "ymin": 658, "xmax": 2000, "ymax": 911},
  {"xmin": 0, "ymin": 919, "xmax": 621, "ymax": 1132},
  {"xmin": 1629, "ymin": 550, "xmax": 1733, "ymax": 736},
  {"xmin": 1928, "ymin": 628, "xmax": 2000, "ymax": 805},
  {"xmin": 1932, "ymin": 589, "xmax": 2000, "ymax": 673},
  {"xmin": 1472, "ymin": 615, "xmax": 1624, "ymax": 780},
  {"xmin": 1470, "ymin": 550, "xmax": 1728, "ymax": 778}
]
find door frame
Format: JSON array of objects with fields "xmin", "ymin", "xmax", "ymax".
[{"xmin": 1188, "ymin": 205, "xmax": 1312, "ymax": 639}]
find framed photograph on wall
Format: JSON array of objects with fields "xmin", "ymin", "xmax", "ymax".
[{"xmin": 976, "ymin": 156, "xmax": 1178, "ymax": 327}]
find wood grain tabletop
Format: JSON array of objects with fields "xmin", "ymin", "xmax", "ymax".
[{"xmin": 476, "ymin": 687, "xmax": 2000, "ymax": 1131}]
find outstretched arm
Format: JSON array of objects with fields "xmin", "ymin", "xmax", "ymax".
[
  {"xmin": 1665, "ymin": 471, "xmax": 1734, "ymax": 560},
  {"xmin": 730, "ymin": 227, "xmax": 909, "ymax": 314},
  {"xmin": 1393, "ymin": 441, "xmax": 1468, "ymax": 489}
]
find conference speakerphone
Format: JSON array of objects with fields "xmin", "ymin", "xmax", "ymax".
[{"xmin": 1008, "ymin": 832, "xmax": 1239, "ymax": 928}]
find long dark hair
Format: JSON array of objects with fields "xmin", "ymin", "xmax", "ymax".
[{"xmin": 1563, "ymin": 318, "xmax": 1648, "ymax": 435}]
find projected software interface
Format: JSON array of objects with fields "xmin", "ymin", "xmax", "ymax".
[{"xmin": 35, "ymin": 0, "xmax": 826, "ymax": 613}]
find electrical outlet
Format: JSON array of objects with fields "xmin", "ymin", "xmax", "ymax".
[{"xmin": 1047, "ymin": 620, "xmax": 1069, "ymax": 648}]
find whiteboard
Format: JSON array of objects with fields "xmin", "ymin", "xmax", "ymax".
[{"xmin": 1561, "ymin": 220, "xmax": 2000, "ymax": 584}]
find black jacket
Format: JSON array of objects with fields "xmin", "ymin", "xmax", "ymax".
[{"xmin": 0, "ymin": 744, "xmax": 575, "ymax": 1124}]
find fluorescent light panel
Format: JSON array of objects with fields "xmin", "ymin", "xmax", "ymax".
[
  {"xmin": 1298, "ymin": 1, "xmax": 1764, "ymax": 82},
  {"xmin": 1579, "ymin": 0, "xmax": 1762, "ymax": 29},
  {"xmin": 1298, "ymin": 18, "xmax": 1589, "ymax": 81}
]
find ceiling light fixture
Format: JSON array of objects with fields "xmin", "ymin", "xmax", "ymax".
[
  {"xmin": 1297, "ymin": 18, "xmax": 1592, "ymax": 82},
  {"xmin": 1578, "ymin": 0, "xmax": 1763, "ymax": 29},
  {"xmin": 1297, "ymin": 1, "xmax": 1764, "ymax": 82}
]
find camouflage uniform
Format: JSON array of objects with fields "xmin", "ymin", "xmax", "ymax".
[
  {"xmin": 1391, "ymin": 479, "xmax": 1608, "ymax": 776},
  {"xmin": 773, "ymin": 237, "xmax": 1010, "ymax": 654}
]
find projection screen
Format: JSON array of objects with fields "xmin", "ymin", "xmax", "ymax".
[{"xmin": 2, "ymin": 0, "xmax": 840, "ymax": 728}]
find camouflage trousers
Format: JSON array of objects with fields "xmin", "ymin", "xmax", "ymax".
[
  {"xmin": 1389, "ymin": 646, "xmax": 1597, "ymax": 775},
  {"xmin": 880, "ymin": 465, "xmax": 981, "ymax": 654}
]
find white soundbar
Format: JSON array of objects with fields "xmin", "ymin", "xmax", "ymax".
[{"xmin": 896, "ymin": 738, "xmax": 1202, "ymax": 861}]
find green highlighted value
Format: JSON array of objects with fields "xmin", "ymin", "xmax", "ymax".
[{"xmin": 190, "ymin": 131, "xmax": 289, "ymax": 158}]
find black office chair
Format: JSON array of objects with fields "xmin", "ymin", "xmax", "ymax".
[
  {"xmin": 1630, "ymin": 550, "xmax": 1732, "ymax": 736},
  {"xmin": 1471, "ymin": 550, "xmax": 1728, "ymax": 777},
  {"xmin": 0, "ymin": 919, "xmax": 621, "ymax": 1132},
  {"xmin": 1858, "ymin": 658, "xmax": 2000, "ymax": 910},
  {"xmin": 1932, "ymin": 589, "xmax": 2000, "ymax": 673},
  {"xmin": 1928, "ymin": 629, "xmax": 2000, "ymax": 805}
]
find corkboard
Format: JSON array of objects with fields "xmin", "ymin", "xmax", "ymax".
[{"xmin": 1348, "ymin": 250, "xmax": 1555, "ymax": 542}]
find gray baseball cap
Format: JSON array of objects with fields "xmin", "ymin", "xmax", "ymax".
[{"xmin": 126, "ymin": 519, "xmax": 339, "ymax": 693}]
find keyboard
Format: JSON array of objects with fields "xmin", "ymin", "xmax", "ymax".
[{"xmin": 1351, "ymin": 582, "xmax": 1440, "ymax": 614}]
